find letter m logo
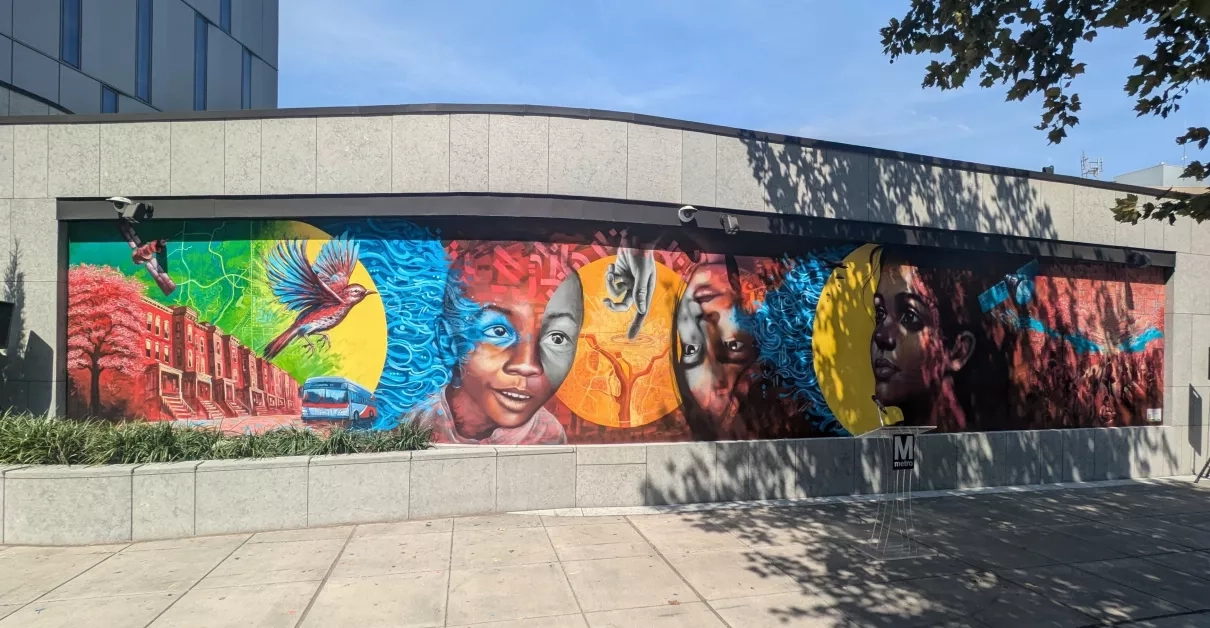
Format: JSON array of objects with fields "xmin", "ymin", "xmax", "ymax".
[{"xmin": 892, "ymin": 434, "xmax": 915, "ymax": 470}]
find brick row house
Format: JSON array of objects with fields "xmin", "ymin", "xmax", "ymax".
[{"xmin": 139, "ymin": 297, "xmax": 298, "ymax": 420}]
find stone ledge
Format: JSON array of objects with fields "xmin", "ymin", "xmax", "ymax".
[{"xmin": 0, "ymin": 426, "xmax": 1191, "ymax": 546}]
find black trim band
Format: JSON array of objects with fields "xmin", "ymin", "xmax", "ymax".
[{"xmin": 57, "ymin": 193, "xmax": 1175, "ymax": 269}]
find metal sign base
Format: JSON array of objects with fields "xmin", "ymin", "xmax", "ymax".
[{"xmin": 853, "ymin": 424, "xmax": 937, "ymax": 562}]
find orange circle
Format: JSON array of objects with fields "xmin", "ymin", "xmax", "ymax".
[{"xmin": 556, "ymin": 257, "xmax": 683, "ymax": 428}]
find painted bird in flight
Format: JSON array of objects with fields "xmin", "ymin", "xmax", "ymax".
[{"xmin": 263, "ymin": 234, "xmax": 375, "ymax": 359}]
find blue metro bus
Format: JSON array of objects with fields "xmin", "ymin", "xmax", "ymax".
[{"xmin": 300, "ymin": 376, "xmax": 377, "ymax": 422}]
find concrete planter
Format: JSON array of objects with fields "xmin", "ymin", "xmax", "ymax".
[{"xmin": 0, "ymin": 426, "xmax": 1191, "ymax": 546}]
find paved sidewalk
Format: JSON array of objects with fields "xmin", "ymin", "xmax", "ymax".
[{"xmin": 1, "ymin": 480, "xmax": 1210, "ymax": 627}]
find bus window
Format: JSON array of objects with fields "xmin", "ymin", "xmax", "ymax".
[{"xmin": 302, "ymin": 388, "xmax": 348, "ymax": 405}]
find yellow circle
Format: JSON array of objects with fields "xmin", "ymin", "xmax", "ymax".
[
  {"xmin": 285, "ymin": 222, "xmax": 387, "ymax": 392},
  {"xmin": 557, "ymin": 257, "xmax": 683, "ymax": 428},
  {"xmin": 813, "ymin": 244, "xmax": 903, "ymax": 435}
]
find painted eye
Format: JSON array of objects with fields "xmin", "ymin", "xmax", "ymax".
[
  {"xmin": 725, "ymin": 339, "xmax": 745, "ymax": 352},
  {"xmin": 485, "ymin": 325, "xmax": 510, "ymax": 338},
  {"xmin": 901, "ymin": 310, "xmax": 921, "ymax": 325},
  {"xmin": 547, "ymin": 331, "xmax": 570, "ymax": 346},
  {"xmin": 683, "ymin": 344, "xmax": 700, "ymax": 357}
]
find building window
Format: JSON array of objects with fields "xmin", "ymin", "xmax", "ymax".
[
  {"xmin": 146, "ymin": 312, "xmax": 153, "ymax": 331},
  {"xmin": 155, "ymin": 316, "xmax": 161, "ymax": 336},
  {"xmin": 241, "ymin": 48, "xmax": 252, "ymax": 109},
  {"xmin": 194, "ymin": 14, "xmax": 208, "ymax": 111},
  {"xmin": 60, "ymin": 0, "xmax": 82, "ymax": 68},
  {"xmin": 188, "ymin": 350, "xmax": 193, "ymax": 369},
  {"xmin": 101, "ymin": 86, "xmax": 118, "ymax": 113},
  {"xmin": 136, "ymin": 0, "xmax": 152, "ymax": 102},
  {"xmin": 155, "ymin": 343, "xmax": 160, "ymax": 361},
  {"xmin": 164, "ymin": 348, "xmax": 170, "ymax": 363},
  {"xmin": 145, "ymin": 339, "xmax": 152, "ymax": 358},
  {"xmin": 187, "ymin": 327, "xmax": 193, "ymax": 342},
  {"xmin": 220, "ymin": 0, "xmax": 231, "ymax": 32}
]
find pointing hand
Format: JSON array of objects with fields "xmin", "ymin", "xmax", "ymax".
[{"xmin": 603, "ymin": 237, "xmax": 656, "ymax": 339}]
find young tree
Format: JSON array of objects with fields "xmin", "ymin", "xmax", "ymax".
[
  {"xmin": 66, "ymin": 264, "xmax": 148, "ymax": 416},
  {"xmin": 881, "ymin": 1, "xmax": 1210, "ymax": 223}
]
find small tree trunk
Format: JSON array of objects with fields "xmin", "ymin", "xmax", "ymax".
[{"xmin": 89, "ymin": 366, "xmax": 101, "ymax": 417}]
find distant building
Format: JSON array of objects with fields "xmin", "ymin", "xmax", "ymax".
[
  {"xmin": 2, "ymin": 0, "xmax": 278, "ymax": 115},
  {"xmin": 1113, "ymin": 163, "xmax": 1208, "ymax": 194}
]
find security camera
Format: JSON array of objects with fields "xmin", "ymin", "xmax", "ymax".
[
  {"xmin": 677, "ymin": 205, "xmax": 697, "ymax": 224},
  {"xmin": 108, "ymin": 196, "xmax": 155, "ymax": 222},
  {"xmin": 721, "ymin": 214, "xmax": 740, "ymax": 235}
]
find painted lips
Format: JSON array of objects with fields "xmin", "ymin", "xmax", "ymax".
[
  {"xmin": 492, "ymin": 388, "xmax": 533, "ymax": 412},
  {"xmin": 872, "ymin": 357, "xmax": 899, "ymax": 381}
]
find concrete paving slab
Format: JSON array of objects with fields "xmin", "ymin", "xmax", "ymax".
[
  {"xmin": 628, "ymin": 516, "xmax": 748, "ymax": 553},
  {"xmin": 545, "ymin": 523, "xmax": 644, "ymax": 549},
  {"xmin": 454, "ymin": 514, "xmax": 544, "ymax": 530},
  {"xmin": 584, "ymin": 602, "xmax": 728, "ymax": 627},
  {"xmin": 1142, "ymin": 550, "xmax": 1210, "ymax": 580},
  {"xmin": 147, "ymin": 581, "xmax": 319, "ymax": 628},
  {"xmin": 1160, "ymin": 514, "xmax": 1210, "ymax": 532},
  {"xmin": 446, "ymin": 562, "xmax": 579, "ymax": 626},
  {"xmin": 353, "ymin": 518, "xmax": 452, "ymax": 537},
  {"xmin": 1108, "ymin": 517, "xmax": 1210, "ymax": 550},
  {"xmin": 985, "ymin": 526, "xmax": 1132, "ymax": 563},
  {"xmin": 663, "ymin": 549, "xmax": 803, "ymax": 601},
  {"xmin": 546, "ymin": 523, "xmax": 656, "ymax": 561},
  {"xmin": 119, "ymin": 534, "xmax": 249, "ymax": 553},
  {"xmin": 299, "ymin": 571, "xmax": 448, "ymax": 628},
  {"xmin": 1118, "ymin": 613, "xmax": 1210, "ymax": 627},
  {"xmin": 710, "ymin": 590, "xmax": 848, "ymax": 627},
  {"xmin": 820, "ymin": 581, "xmax": 963, "ymax": 628},
  {"xmin": 1074, "ymin": 558, "xmax": 1210, "ymax": 611},
  {"xmin": 999, "ymin": 564, "xmax": 1186, "ymax": 622},
  {"xmin": 904, "ymin": 572, "xmax": 1091, "ymax": 628},
  {"xmin": 195, "ymin": 537, "xmax": 346, "ymax": 589},
  {"xmin": 752, "ymin": 542, "xmax": 976, "ymax": 589},
  {"xmin": 540, "ymin": 515, "xmax": 628, "ymax": 527},
  {"xmin": 450, "ymin": 527, "xmax": 557, "ymax": 569},
  {"xmin": 0, "ymin": 604, "xmax": 21, "ymax": 621},
  {"xmin": 1046, "ymin": 522, "xmax": 1194, "ymax": 556},
  {"xmin": 562, "ymin": 555, "xmax": 697, "ymax": 612},
  {"xmin": 912, "ymin": 530, "xmax": 1056, "ymax": 570},
  {"xmin": 449, "ymin": 615, "xmax": 588, "ymax": 628},
  {"xmin": 248, "ymin": 526, "xmax": 354, "ymax": 544},
  {"xmin": 329, "ymin": 531, "xmax": 451, "ymax": 578},
  {"xmin": 0, "ymin": 547, "xmax": 118, "ymax": 606},
  {"xmin": 0, "ymin": 592, "xmax": 179, "ymax": 628},
  {"xmin": 42, "ymin": 545, "xmax": 233, "ymax": 601}
]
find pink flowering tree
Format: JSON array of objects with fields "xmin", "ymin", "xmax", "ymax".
[{"xmin": 66, "ymin": 265, "xmax": 148, "ymax": 416}]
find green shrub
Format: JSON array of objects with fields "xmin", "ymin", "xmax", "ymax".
[{"xmin": 0, "ymin": 412, "xmax": 432, "ymax": 465}]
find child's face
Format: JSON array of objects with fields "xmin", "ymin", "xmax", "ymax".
[{"xmin": 459, "ymin": 273, "xmax": 583, "ymax": 428}]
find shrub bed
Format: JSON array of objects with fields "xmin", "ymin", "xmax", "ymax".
[{"xmin": 0, "ymin": 413, "xmax": 431, "ymax": 465}]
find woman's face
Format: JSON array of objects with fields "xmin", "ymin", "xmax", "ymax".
[
  {"xmin": 459, "ymin": 273, "xmax": 583, "ymax": 428},
  {"xmin": 871, "ymin": 264, "xmax": 948, "ymax": 408},
  {"xmin": 676, "ymin": 255, "xmax": 757, "ymax": 420}
]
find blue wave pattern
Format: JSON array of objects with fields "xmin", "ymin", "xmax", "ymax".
[
  {"xmin": 317, "ymin": 219, "xmax": 482, "ymax": 430},
  {"xmin": 746, "ymin": 246, "xmax": 857, "ymax": 436},
  {"xmin": 980, "ymin": 259, "xmax": 1162, "ymax": 355}
]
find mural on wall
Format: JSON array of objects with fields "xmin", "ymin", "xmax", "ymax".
[{"xmin": 64, "ymin": 215, "xmax": 1166, "ymax": 443}]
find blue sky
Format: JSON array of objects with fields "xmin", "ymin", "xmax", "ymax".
[{"xmin": 279, "ymin": 0, "xmax": 1208, "ymax": 179}]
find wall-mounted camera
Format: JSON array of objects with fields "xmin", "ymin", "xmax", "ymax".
[
  {"xmin": 677, "ymin": 205, "xmax": 697, "ymax": 224},
  {"xmin": 108, "ymin": 196, "xmax": 155, "ymax": 222},
  {"xmin": 721, "ymin": 214, "xmax": 740, "ymax": 235}
]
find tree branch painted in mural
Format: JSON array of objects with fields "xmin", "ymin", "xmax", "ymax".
[
  {"xmin": 582, "ymin": 333, "xmax": 670, "ymax": 428},
  {"xmin": 66, "ymin": 265, "xmax": 149, "ymax": 416},
  {"xmin": 262, "ymin": 234, "xmax": 376, "ymax": 359}
]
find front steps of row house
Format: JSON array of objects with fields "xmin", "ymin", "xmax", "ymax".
[
  {"xmin": 162, "ymin": 396, "xmax": 193, "ymax": 420},
  {"xmin": 198, "ymin": 399, "xmax": 226, "ymax": 420}
]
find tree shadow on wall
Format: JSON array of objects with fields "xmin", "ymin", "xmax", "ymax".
[{"xmin": 0, "ymin": 241, "xmax": 54, "ymax": 414}]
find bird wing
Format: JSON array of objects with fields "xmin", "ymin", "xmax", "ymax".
[
  {"xmin": 266, "ymin": 240, "xmax": 343, "ymax": 313},
  {"xmin": 312, "ymin": 232, "xmax": 359, "ymax": 294}
]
